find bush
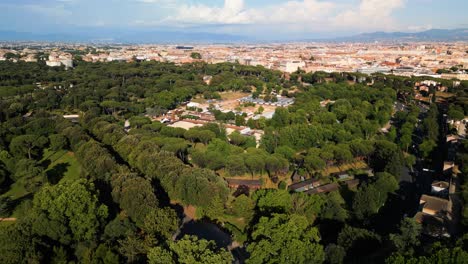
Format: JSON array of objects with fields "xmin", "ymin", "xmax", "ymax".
[{"xmin": 278, "ymin": 181, "xmax": 287, "ymax": 190}]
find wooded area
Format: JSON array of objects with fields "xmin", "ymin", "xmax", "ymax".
[{"xmin": 1, "ymin": 60, "xmax": 468, "ymax": 263}]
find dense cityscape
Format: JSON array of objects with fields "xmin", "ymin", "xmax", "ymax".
[{"xmin": 2, "ymin": 42, "xmax": 468, "ymax": 78}]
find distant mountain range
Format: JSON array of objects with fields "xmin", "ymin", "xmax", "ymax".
[
  {"xmin": 331, "ymin": 28, "xmax": 468, "ymax": 42},
  {"xmin": 0, "ymin": 30, "xmax": 247, "ymax": 44},
  {"xmin": 0, "ymin": 28, "xmax": 467, "ymax": 43}
]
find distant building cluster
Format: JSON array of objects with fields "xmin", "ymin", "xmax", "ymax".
[
  {"xmin": 0, "ymin": 42, "xmax": 467, "ymax": 78},
  {"xmin": 237, "ymin": 95, "xmax": 294, "ymax": 107},
  {"xmin": 46, "ymin": 52, "xmax": 73, "ymax": 68}
]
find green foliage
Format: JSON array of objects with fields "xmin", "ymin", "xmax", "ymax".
[
  {"xmin": 389, "ymin": 218, "xmax": 422, "ymax": 254},
  {"xmin": 231, "ymin": 194, "xmax": 255, "ymax": 223},
  {"xmin": 320, "ymin": 191, "xmax": 348, "ymax": 222},
  {"xmin": 253, "ymin": 189, "xmax": 292, "ymax": 214},
  {"xmin": 420, "ymin": 139, "xmax": 437, "ymax": 158},
  {"xmin": 371, "ymin": 140, "xmax": 404, "ymax": 177},
  {"xmin": 148, "ymin": 246, "xmax": 175, "ymax": 264},
  {"xmin": 143, "ymin": 208, "xmax": 179, "ymax": 240},
  {"xmin": 149, "ymin": 235, "xmax": 233, "ymax": 264},
  {"xmin": 111, "ymin": 173, "xmax": 159, "ymax": 227},
  {"xmin": 49, "ymin": 134, "xmax": 68, "ymax": 151},
  {"xmin": 12, "ymin": 158, "xmax": 44, "ymax": 192},
  {"xmin": 448, "ymin": 105, "xmax": 464, "ymax": 120},
  {"xmin": 129, "ymin": 116, "xmax": 151, "ymax": 128},
  {"xmin": 118, "ymin": 232, "xmax": 148, "ymax": 263},
  {"xmin": 9, "ymin": 134, "xmax": 48, "ymax": 159},
  {"xmin": 271, "ymin": 107, "xmax": 290, "ymax": 127},
  {"xmin": 104, "ymin": 216, "xmax": 137, "ymax": 242},
  {"xmin": 337, "ymin": 225, "xmax": 381, "ymax": 259},
  {"xmin": 325, "ymin": 244, "xmax": 346, "ymax": 264},
  {"xmin": 247, "ymin": 214, "xmax": 324, "ymax": 264},
  {"xmin": 304, "ymin": 152, "xmax": 326, "ymax": 172},
  {"xmin": 226, "ymin": 155, "xmax": 248, "ymax": 176},
  {"xmin": 290, "ymin": 192, "xmax": 324, "ymax": 223},
  {"xmin": 31, "ymin": 179, "xmax": 108, "ymax": 244},
  {"xmin": 76, "ymin": 140, "xmax": 118, "ymax": 181},
  {"xmin": 353, "ymin": 172, "xmax": 398, "ymax": 220},
  {"xmin": 190, "ymin": 52, "xmax": 202, "ymax": 59},
  {"xmin": 0, "ymin": 60, "xmax": 450, "ymax": 263},
  {"xmin": 386, "ymin": 247, "xmax": 468, "ymax": 264},
  {"xmin": 0, "ymin": 220, "xmax": 44, "ymax": 264}
]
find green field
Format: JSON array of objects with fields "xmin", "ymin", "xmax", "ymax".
[
  {"xmin": 42, "ymin": 149, "xmax": 81, "ymax": 183},
  {"xmin": 1, "ymin": 149, "xmax": 81, "ymax": 221}
]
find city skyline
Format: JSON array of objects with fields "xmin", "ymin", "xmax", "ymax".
[{"xmin": 1, "ymin": 0, "xmax": 468, "ymax": 40}]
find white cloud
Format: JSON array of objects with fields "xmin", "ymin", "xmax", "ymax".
[
  {"xmin": 159, "ymin": 0, "xmax": 407, "ymax": 32},
  {"xmin": 333, "ymin": 0, "xmax": 406, "ymax": 31},
  {"xmin": 166, "ymin": 0, "xmax": 336, "ymax": 25},
  {"xmin": 166, "ymin": 0, "xmax": 250, "ymax": 24},
  {"xmin": 136, "ymin": 0, "xmax": 175, "ymax": 3},
  {"xmin": 23, "ymin": 4, "xmax": 72, "ymax": 18},
  {"xmin": 407, "ymin": 24, "xmax": 433, "ymax": 32}
]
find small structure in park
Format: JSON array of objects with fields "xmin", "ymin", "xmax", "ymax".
[
  {"xmin": 63, "ymin": 114, "xmax": 80, "ymax": 123},
  {"xmin": 288, "ymin": 178, "xmax": 321, "ymax": 192},
  {"xmin": 414, "ymin": 194, "xmax": 450, "ymax": 238},
  {"xmin": 343, "ymin": 179, "xmax": 360, "ymax": 189},
  {"xmin": 305, "ymin": 182, "xmax": 340, "ymax": 194},
  {"xmin": 419, "ymin": 195, "xmax": 449, "ymax": 216},
  {"xmin": 226, "ymin": 178, "xmax": 262, "ymax": 190}
]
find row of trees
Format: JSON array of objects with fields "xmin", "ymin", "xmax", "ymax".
[
  {"xmin": 419, "ymin": 104, "xmax": 440, "ymax": 158},
  {"xmin": 191, "ymin": 139, "xmax": 288, "ymax": 177},
  {"xmin": 85, "ymin": 117, "xmax": 230, "ymax": 212}
]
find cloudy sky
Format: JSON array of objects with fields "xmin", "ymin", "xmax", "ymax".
[{"xmin": 1, "ymin": 0, "xmax": 467, "ymax": 39}]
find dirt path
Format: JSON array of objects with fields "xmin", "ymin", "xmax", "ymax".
[{"xmin": 0, "ymin": 218, "xmax": 17, "ymax": 222}]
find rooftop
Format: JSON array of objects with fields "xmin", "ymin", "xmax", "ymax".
[
  {"xmin": 305, "ymin": 182, "xmax": 340, "ymax": 194},
  {"xmin": 420, "ymin": 194, "xmax": 449, "ymax": 215}
]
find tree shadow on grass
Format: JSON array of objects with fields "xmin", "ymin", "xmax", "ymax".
[
  {"xmin": 2, "ymin": 193, "xmax": 34, "ymax": 217},
  {"xmin": 46, "ymin": 162, "xmax": 70, "ymax": 184}
]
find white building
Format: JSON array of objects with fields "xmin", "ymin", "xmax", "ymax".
[
  {"xmin": 46, "ymin": 60, "xmax": 62, "ymax": 67},
  {"xmin": 187, "ymin": 102, "xmax": 200, "ymax": 108},
  {"xmin": 281, "ymin": 60, "xmax": 306, "ymax": 73}
]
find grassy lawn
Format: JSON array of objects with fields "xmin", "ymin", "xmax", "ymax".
[
  {"xmin": 218, "ymin": 169, "xmax": 291, "ymax": 189},
  {"xmin": 322, "ymin": 160, "xmax": 367, "ymax": 176},
  {"xmin": 43, "ymin": 149, "xmax": 81, "ymax": 183},
  {"xmin": 435, "ymin": 91, "xmax": 455, "ymax": 99},
  {"xmin": 1, "ymin": 149, "xmax": 81, "ymax": 219},
  {"xmin": 220, "ymin": 91, "xmax": 249, "ymax": 101},
  {"xmin": 0, "ymin": 220, "xmax": 16, "ymax": 228},
  {"xmin": 222, "ymin": 214, "xmax": 247, "ymax": 231},
  {"xmin": 2, "ymin": 179, "xmax": 29, "ymax": 201},
  {"xmin": 191, "ymin": 97, "xmax": 207, "ymax": 104}
]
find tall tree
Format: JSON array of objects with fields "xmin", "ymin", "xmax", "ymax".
[
  {"xmin": 31, "ymin": 179, "xmax": 108, "ymax": 244},
  {"xmin": 247, "ymin": 214, "xmax": 324, "ymax": 264},
  {"xmin": 9, "ymin": 134, "xmax": 48, "ymax": 159},
  {"xmin": 149, "ymin": 235, "xmax": 232, "ymax": 264}
]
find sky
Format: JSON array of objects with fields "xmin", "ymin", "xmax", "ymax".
[{"xmin": 1, "ymin": 0, "xmax": 467, "ymax": 39}]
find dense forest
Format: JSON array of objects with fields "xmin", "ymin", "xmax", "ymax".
[{"xmin": 1, "ymin": 60, "xmax": 468, "ymax": 263}]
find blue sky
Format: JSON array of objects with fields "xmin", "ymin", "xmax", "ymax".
[{"xmin": 1, "ymin": 0, "xmax": 467, "ymax": 38}]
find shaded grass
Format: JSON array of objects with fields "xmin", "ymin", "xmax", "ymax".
[
  {"xmin": 435, "ymin": 91, "xmax": 455, "ymax": 99},
  {"xmin": 2, "ymin": 180, "xmax": 28, "ymax": 201},
  {"xmin": 322, "ymin": 160, "xmax": 367, "ymax": 176},
  {"xmin": 44, "ymin": 151, "xmax": 81, "ymax": 183},
  {"xmin": 1, "ymin": 149, "xmax": 81, "ymax": 219},
  {"xmin": 220, "ymin": 91, "xmax": 249, "ymax": 101}
]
